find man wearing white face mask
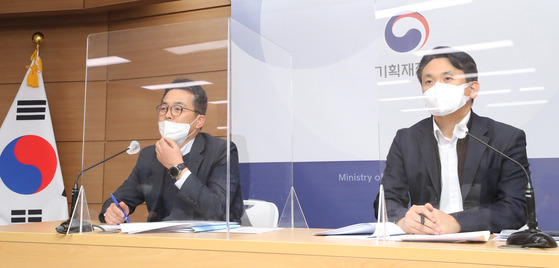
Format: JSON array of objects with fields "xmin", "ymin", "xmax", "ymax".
[
  {"xmin": 374, "ymin": 46, "xmax": 528, "ymax": 234},
  {"xmin": 99, "ymin": 78, "xmax": 245, "ymax": 225}
]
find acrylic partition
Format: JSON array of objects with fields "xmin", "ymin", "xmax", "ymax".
[
  {"xmin": 231, "ymin": 15, "xmax": 385, "ymax": 229},
  {"xmin": 373, "ymin": 0, "xmax": 559, "ymax": 232},
  {"xmin": 377, "ymin": 46, "xmax": 523, "ymax": 232},
  {"xmin": 76, "ymin": 18, "xmax": 232, "ymax": 234},
  {"xmin": 374, "ymin": 48, "xmax": 427, "ymax": 234},
  {"xmin": 229, "ymin": 19, "xmax": 307, "ymax": 228},
  {"xmin": 378, "ymin": 47, "xmax": 556, "ymax": 230}
]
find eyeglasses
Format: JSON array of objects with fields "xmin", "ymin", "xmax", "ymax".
[{"xmin": 156, "ymin": 105, "xmax": 197, "ymax": 116}]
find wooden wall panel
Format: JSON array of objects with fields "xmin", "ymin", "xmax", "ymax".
[
  {"xmin": 84, "ymin": 0, "xmax": 176, "ymax": 10},
  {"xmin": 204, "ymin": 101, "xmax": 227, "ymax": 137},
  {"xmin": 84, "ymin": 81, "xmax": 108, "ymax": 141},
  {"xmin": 46, "ymin": 82, "xmax": 86, "ymax": 142},
  {"xmin": 46, "ymin": 81, "xmax": 106, "ymax": 142},
  {"xmin": 0, "ymin": 13, "xmax": 108, "ymax": 83},
  {"xmin": 87, "ymin": 203, "xmax": 103, "ymax": 221},
  {"xmin": 84, "ymin": 32, "xmax": 109, "ymax": 82},
  {"xmin": 0, "ymin": 0, "xmax": 177, "ymax": 17},
  {"xmin": 105, "ymin": 71, "xmax": 227, "ymax": 140},
  {"xmin": 57, "ymin": 141, "xmax": 105, "ymax": 207},
  {"xmin": 178, "ymin": 71, "xmax": 228, "ymax": 101},
  {"xmin": 0, "ymin": 85, "xmax": 19, "ymax": 125},
  {"xmin": 106, "ymin": 18, "xmax": 227, "ymax": 80},
  {"xmin": 108, "ymin": 18, "xmax": 228, "ymax": 52},
  {"xmin": 105, "ymin": 79, "xmax": 166, "ymax": 141},
  {"xmin": 85, "ymin": 0, "xmax": 139, "ymax": 9},
  {"xmin": 0, "ymin": 39, "xmax": 36, "ymax": 84},
  {"xmin": 109, "ymin": 6, "xmax": 231, "ymax": 30},
  {"xmin": 41, "ymin": 18, "xmax": 107, "ymax": 83},
  {"xmin": 109, "ymin": 0, "xmax": 230, "ymax": 21},
  {"xmin": 107, "ymin": 47, "xmax": 227, "ymax": 81},
  {"xmin": 0, "ymin": 0, "xmax": 84, "ymax": 14}
]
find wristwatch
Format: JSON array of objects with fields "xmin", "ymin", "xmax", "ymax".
[{"xmin": 169, "ymin": 163, "xmax": 187, "ymax": 179}]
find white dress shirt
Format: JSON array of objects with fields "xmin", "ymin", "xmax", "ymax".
[{"xmin": 432, "ymin": 112, "xmax": 470, "ymax": 214}]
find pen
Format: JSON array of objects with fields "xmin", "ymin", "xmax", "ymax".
[{"xmin": 110, "ymin": 193, "xmax": 130, "ymax": 223}]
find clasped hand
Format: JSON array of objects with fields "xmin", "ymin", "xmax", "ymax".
[{"xmin": 396, "ymin": 203, "xmax": 461, "ymax": 235}]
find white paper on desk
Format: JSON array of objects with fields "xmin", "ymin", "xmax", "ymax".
[
  {"xmin": 389, "ymin": 230, "xmax": 490, "ymax": 242},
  {"xmin": 99, "ymin": 224, "xmax": 121, "ymax": 231},
  {"xmin": 313, "ymin": 222, "xmax": 405, "ymax": 236},
  {"xmin": 211, "ymin": 227, "xmax": 283, "ymax": 234},
  {"xmin": 492, "ymin": 229, "xmax": 522, "ymax": 241},
  {"xmin": 119, "ymin": 221, "xmax": 235, "ymax": 234},
  {"xmin": 324, "ymin": 234, "xmax": 373, "ymax": 240}
]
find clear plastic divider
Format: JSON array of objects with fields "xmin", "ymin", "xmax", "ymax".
[{"xmin": 83, "ymin": 18, "xmax": 232, "ymax": 235}]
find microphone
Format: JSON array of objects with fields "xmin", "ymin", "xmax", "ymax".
[
  {"xmin": 454, "ymin": 124, "xmax": 557, "ymax": 248},
  {"xmin": 55, "ymin": 140, "xmax": 140, "ymax": 234}
]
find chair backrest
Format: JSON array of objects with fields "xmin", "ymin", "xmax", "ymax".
[{"xmin": 243, "ymin": 199, "xmax": 279, "ymax": 227}]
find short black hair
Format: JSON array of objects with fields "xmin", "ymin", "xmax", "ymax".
[
  {"xmin": 416, "ymin": 46, "xmax": 478, "ymax": 84},
  {"xmin": 162, "ymin": 78, "xmax": 208, "ymax": 115}
]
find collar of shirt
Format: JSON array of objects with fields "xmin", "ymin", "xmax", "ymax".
[
  {"xmin": 180, "ymin": 137, "xmax": 195, "ymax": 156},
  {"xmin": 432, "ymin": 111, "xmax": 471, "ymax": 145}
]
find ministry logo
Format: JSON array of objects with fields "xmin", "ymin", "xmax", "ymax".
[{"xmin": 385, "ymin": 12, "xmax": 429, "ymax": 53}]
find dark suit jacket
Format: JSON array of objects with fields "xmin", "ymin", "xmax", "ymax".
[
  {"xmin": 374, "ymin": 112, "xmax": 527, "ymax": 233},
  {"xmin": 99, "ymin": 132, "xmax": 245, "ymax": 223}
]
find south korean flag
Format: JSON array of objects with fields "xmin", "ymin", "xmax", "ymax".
[{"xmin": 0, "ymin": 47, "xmax": 68, "ymax": 225}]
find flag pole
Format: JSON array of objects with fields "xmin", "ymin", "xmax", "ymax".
[{"xmin": 28, "ymin": 32, "xmax": 44, "ymax": 88}]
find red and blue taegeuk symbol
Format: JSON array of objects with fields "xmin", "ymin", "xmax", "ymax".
[
  {"xmin": 0, "ymin": 135, "xmax": 57, "ymax": 195},
  {"xmin": 385, "ymin": 12, "xmax": 430, "ymax": 53}
]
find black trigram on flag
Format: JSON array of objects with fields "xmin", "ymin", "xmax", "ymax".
[
  {"xmin": 16, "ymin": 100, "xmax": 46, "ymax": 121},
  {"xmin": 11, "ymin": 209, "xmax": 42, "ymax": 223}
]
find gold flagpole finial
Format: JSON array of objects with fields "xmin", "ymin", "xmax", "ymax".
[
  {"xmin": 27, "ymin": 32, "xmax": 44, "ymax": 87},
  {"xmin": 32, "ymin": 32, "xmax": 45, "ymax": 47}
]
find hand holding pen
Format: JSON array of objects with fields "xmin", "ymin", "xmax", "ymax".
[{"xmin": 104, "ymin": 193, "xmax": 130, "ymax": 225}]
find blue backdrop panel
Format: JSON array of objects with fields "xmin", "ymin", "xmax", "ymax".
[{"xmin": 241, "ymin": 158, "xmax": 559, "ymax": 230}]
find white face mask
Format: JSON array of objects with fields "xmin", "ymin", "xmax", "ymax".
[
  {"xmin": 423, "ymin": 82, "xmax": 471, "ymax": 116},
  {"xmin": 158, "ymin": 115, "xmax": 200, "ymax": 146}
]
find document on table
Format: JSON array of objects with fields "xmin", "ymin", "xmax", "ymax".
[
  {"xmin": 493, "ymin": 228, "xmax": 524, "ymax": 241},
  {"xmin": 312, "ymin": 222, "xmax": 490, "ymax": 242},
  {"xmin": 388, "ymin": 230, "xmax": 490, "ymax": 242},
  {"xmin": 99, "ymin": 224, "xmax": 122, "ymax": 232},
  {"xmin": 211, "ymin": 227, "xmax": 283, "ymax": 234},
  {"xmin": 313, "ymin": 222, "xmax": 405, "ymax": 236},
  {"xmin": 117, "ymin": 221, "xmax": 240, "ymax": 234}
]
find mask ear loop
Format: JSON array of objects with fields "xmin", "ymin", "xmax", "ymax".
[
  {"xmin": 190, "ymin": 114, "xmax": 200, "ymax": 125},
  {"xmin": 185, "ymin": 115, "xmax": 201, "ymax": 140}
]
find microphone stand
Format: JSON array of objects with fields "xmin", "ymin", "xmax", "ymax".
[
  {"xmin": 56, "ymin": 147, "xmax": 130, "ymax": 234},
  {"xmin": 466, "ymin": 133, "xmax": 557, "ymax": 248}
]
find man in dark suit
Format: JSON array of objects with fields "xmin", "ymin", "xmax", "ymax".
[
  {"xmin": 100, "ymin": 79, "xmax": 245, "ymax": 224},
  {"xmin": 375, "ymin": 47, "xmax": 527, "ymax": 234}
]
